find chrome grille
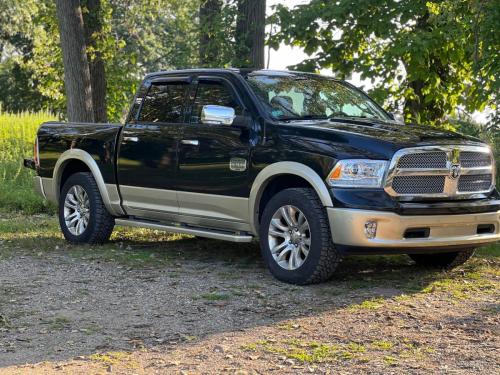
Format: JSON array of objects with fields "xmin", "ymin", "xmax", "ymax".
[
  {"xmin": 460, "ymin": 151, "xmax": 491, "ymax": 168},
  {"xmin": 458, "ymin": 174, "xmax": 492, "ymax": 192},
  {"xmin": 392, "ymin": 176, "xmax": 445, "ymax": 195},
  {"xmin": 397, "ymin": 152, "xmax": 447, "ymax": 169},
  {"xmin": 385, "ymin": 146, "xmax": 495, "ymax": 199}
]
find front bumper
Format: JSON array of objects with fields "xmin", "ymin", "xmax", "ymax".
[{"xmin": 327, "ymin": 208, "xmax": 500, "ymax": 249}]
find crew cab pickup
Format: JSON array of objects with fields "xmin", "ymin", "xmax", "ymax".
[{"xmin": 24, "ymin": 69, "xmax": 500, "ymax": 284}]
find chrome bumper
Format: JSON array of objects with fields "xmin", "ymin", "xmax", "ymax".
[{"xmin": 327, "ymin": 208, "xmax": 500, "ymax": 248}]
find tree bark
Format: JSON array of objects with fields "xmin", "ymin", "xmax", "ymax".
[
  {"xmin": 235, "ymin": 0, "xmax": 266, "ymax": 69},
  {"xmin": 83, "ymin": 0, "xmax": 107, "ymax": 122},
  {"xmin": 55, "ymin": 0, "xmax": 94, "ymax": 122},
  {"xmin": 199, "ymin": 0, "xmax": 222, "ymax": 67}
]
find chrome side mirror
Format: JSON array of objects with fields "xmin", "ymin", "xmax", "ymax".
[{"xmin": 201, "ymin": 105, "xmax": 236, "ymax": 125}]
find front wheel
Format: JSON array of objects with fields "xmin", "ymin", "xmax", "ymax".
[
  {"xmin": 259, "ymin": 188, "xmax": 341, "ymax": 285},
  {"xmin": 59, "ymin": 172, "xmax": 115, "ymax": 244},
  {"xmin": 408, "ymin": 249, "xmax": 475, "ymax": 270}
]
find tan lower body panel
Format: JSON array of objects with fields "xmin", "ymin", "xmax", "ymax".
[
  {"xmin": 177, "ymin": 191, "xmax": 249, "ymax": 223},
  {"xmin": 328, "ymin": 208, "xmax": 500, "ymax": 248},
  {"xmin": 120, "ymin": 185, "xmax": 179, "ymax": 215},
  {"xmin": 120, "ymin": 186, "xmax": 251, "ymax": 232}
]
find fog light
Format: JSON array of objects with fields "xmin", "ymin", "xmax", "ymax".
[{"xmin": 364, "ymin": 220, "xmax": 378, "ymax": 239}]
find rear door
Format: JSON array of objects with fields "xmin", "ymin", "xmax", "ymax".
[
  {"xmin": 117, "ymin": 77, "xmax": 190, "ymax": 220},
  {"xmin": 175, "ymin": 76, "xmax": 252, "ymax": 226}
]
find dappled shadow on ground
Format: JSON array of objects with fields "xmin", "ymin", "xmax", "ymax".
[{"xmin": 0, "ymin": 217, "xmax": 496, "ymax": 368}]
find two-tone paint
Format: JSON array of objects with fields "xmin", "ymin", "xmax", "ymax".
[{"xmin": 31, "ymin": 68, "xmax": 500, "ymax": 251}]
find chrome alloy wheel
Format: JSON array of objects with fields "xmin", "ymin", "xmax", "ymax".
[
  {"xmin": 64, "ymin": 185, "xmax": 90, "ymax": 236},
  {"xmin": 267, "ymin": 205, "xmax": 311, "ymax": 270}
]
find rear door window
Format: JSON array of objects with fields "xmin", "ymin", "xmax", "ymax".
[{"xmin": 139, "ymin": 82, "xmax": 188, "ymax": 123}]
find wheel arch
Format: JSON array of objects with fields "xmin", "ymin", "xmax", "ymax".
[
  {"xmin": 53, "ymin": 149, "xmax": 124, "ymax": 216},
  {"xmin": 249, "ymin": 162, "xmax": 333, "ymax": 234}
]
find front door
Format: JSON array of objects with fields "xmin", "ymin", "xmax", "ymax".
[
  {"xmin": 176, "ymin": 77, "xmax": 252, "ymax": 226},
  {"xmin": 117, "ymin": 77, "xmax": 190, "ymax": 220}
]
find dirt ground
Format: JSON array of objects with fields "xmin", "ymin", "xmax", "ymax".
[{"xmin": 0, "ymin": 213, "xmax": 498, "ymax": 374}]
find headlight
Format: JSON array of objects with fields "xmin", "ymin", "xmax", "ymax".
[{"xmin": 327, "ymin": 159, "xmax": 388, "ymax": 188}]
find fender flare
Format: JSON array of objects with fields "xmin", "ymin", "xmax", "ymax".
[
  {"xmin": 53, "ymin": 149, "xmax": 124, "ymax": 216},
  {"xmin": 248, "ymin": 161, "xmax": 333, "ymax": 234}
]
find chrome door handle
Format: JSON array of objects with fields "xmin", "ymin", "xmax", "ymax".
[
  {"xmin": 181, "ymin": 139, "xmax": 199, "ymax": 146},
  {"xmin": 123, "ymin": 136, "xmax": 139, "ymax": 142}
]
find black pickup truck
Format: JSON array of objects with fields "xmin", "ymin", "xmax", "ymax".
[{"xmin": 25, "ymin": 68, "xmax": 499, "ymax": 284}]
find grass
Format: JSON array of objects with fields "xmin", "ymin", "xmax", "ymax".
[
  {"xmin": 0, "ymin": 110, "xmax": 57, "ymax": 214},
  {"xmin": 89, "ymin": 351, "xmax": 139, "ymax": 369},
  {"xmin": 348, "ymin": 297, "xmax": 385, "ymax": 311},
  {"xmin": 0, "ymin": 212, "xmax": 261, "ymax": 268},
  {"xmin": 241, "ymin": 339, "xmax": 372, "ymax": 364},
  {"xmin": 48, "ymin": 316, "xmax": 72, "ymax": 331},
  {"xmin": 240, "ymin": 336, "xmax": 438, "ymax": 366}
]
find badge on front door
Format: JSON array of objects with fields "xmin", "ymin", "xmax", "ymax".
[{"xmin": 230, "ymin": 157, "xmax": 247, "ymax": 172}]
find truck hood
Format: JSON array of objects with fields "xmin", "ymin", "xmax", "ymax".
[{"xmin": 275, "ymin": 118, "xmax": 485, "ymax": 160}]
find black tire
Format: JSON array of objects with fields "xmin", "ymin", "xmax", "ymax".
[
  {"xmin": 408, "ymin": 249, "xmax": 475, "ymax": 270},
  {"xmin": 58, "ymin": 172, "xmax": 115, "ymax": 244},
  {"xmin": 259, "ymin": 188, "xmax": 341, "ymax": 285}
]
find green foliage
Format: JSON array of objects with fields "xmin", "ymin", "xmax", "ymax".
[
  {"xmin": 0, "ymin": 109, "xmax": 57, "ymax": 214},
  {"xmin": 0, "ymin": 0, "xmax": 263, "ymax": 119},
  {"xmin": 0, "ymin": 61, "xmax": 49, "ymax": 113},
  {"xmin": 451, "ymin": 115, "xmax": 499, "ymax": 185},
  {"xmin": 199, "ymin": 0, "xmax": 240, "ymax": 67},
  {"xmin": 270, "ymin": 0, "xmax": 498, "ymax": 126},
  {"xmin": 0, "ymin": 0, "xmax": 202, "ymax": 122}
]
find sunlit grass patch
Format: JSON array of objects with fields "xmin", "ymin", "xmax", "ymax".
[
  {"xmin": 348, "ymin": 297, "xmax": 385, "ymax": 311},
  {"xmin": 371, "ymin": 340, "xmax": 394, "ymax": 350},
  {"xmin": 241, "ymin": 339, "xmax": 385, "ymax": 364},
  {"xmin": 88, "ymin": 351, "xmax": 139, "ymax": 369},
  {"xmin": 0, "ymin": 110, "xmax": 57, "ymax": 214},
  {"xmin": 239, "ymin": 336, "xmax": 439, "ymax": 367}
]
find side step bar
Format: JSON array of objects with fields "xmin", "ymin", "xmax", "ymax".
[{"xmin": 115, "ymin": 218, "xmax": 254, "ymax": 243}]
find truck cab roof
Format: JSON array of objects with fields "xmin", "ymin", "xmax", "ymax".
[{"xmin": 144, "ymin": 68, "xmax": 325, "ymax": 79}]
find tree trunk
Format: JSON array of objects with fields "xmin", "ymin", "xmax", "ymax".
[
  {"xmin": 83, "ymin": 0, "xmax": 107, "ymax": 122},
  {"xmin": 199, "ymin": 0, "xmax": 222, "ymax": 67},
  {"xmin": 235, "ymin": 0, "xmax": 266, "ymax": 69},
  {"xmin": 404, "ymin": 79, "xmax": 424, "ymax": 124},
  {"xmin": 55, "ymin": 0, "xmax": 94, "ymax": 122}
]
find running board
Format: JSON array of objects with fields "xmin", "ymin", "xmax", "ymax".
[{"xmin": 115, "ymin": 218, "xmax": 254, "ymax": 243}]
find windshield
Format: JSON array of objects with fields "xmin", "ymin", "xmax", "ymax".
[{"xmin": 246, "ymin": 73, "xmax": 390, "ymax": 122}]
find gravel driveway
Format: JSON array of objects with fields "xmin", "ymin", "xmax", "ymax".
[{"xmin": 0, "ymin": 214, "xmax": 498, "ymax": 374}]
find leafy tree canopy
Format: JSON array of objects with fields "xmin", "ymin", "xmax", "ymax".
[
  {"xmin": 1, "ymin": 0, "xmax": 200, "ymax": 121},
  {"xmin": 270, "ymin": 0, "xmax": 499, "ymax": 126}
]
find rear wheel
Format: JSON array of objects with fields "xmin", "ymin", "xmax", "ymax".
[
  {"xmin": 59, "ymin": 172, "xmax": 115, "ymax": 244},
  {"xmin": 259, "ymin": 188, "xmax": 341, "ymax": 284},
  {"xmin": 408, "ymin": 249, "xmax": 475, "ymax": 270}
]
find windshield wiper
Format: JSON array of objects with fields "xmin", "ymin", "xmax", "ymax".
[
  {"xmin": 279, "ymin": 115, "xmax": 329, "ymax": 122},
  {"xmin": 328, "ymin": 113, "xmax": 374, "ymax": 121}
]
